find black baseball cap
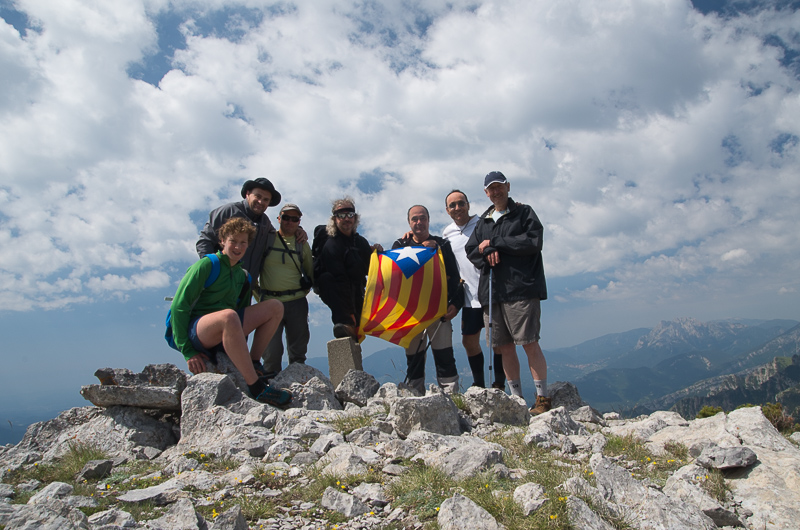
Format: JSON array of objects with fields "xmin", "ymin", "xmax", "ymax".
[{"xmin": 484, "ymin": 171, "xmax": 508, "ymax": 189}]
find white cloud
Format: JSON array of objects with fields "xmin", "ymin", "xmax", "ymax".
[
  {"xmin": 86, "ymin": 270, "xmax": 170, "ymax": 293},
  {"xmin": 0, "ymin": 0, "xmax": 798, "ymax": 326}
]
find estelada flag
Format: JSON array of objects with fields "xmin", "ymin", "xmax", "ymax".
[{"xmin": 358, "ymin": 246, "xmax": 447, "ymax": 347}]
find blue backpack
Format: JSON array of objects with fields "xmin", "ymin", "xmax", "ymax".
[{"xmin": 164, "ymin": 254, "xmax": 250, "ymax": 351}]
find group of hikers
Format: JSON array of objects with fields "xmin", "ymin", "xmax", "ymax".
[{"xmin": 167, "ymin": 171, "xmax": 552, "ymax": 416}]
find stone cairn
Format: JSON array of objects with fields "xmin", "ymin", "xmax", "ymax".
[{"xmin": 2, "ymin": 346, "xmax": 800, "ymax": 529}]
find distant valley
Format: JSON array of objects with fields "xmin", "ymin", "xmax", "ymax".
[{"xmin": 318, "ymin": 316, "xmax": 800, "ymax": 418}]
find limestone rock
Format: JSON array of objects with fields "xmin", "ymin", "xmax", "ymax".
[
  {"xmin": 321, "ymin": 486, "xmax": 370, "ymax": 517},
  {"xmin": 664, "ymin": 463, "xmax": 744, "ymax": 527},
  {"xmin": 375, "ymin": 382, "xmax": 418, "ymax": 402},
  {"xmin": 438, "ymin": 492, "xmax": 504, "ymax": 530},
  {"xmin": 117, "ymin": 470, "xmax": 217, "ymax": 505},
  {"xmin": 3, "ymin": 497, "xmax": 88, "ymax": 529},
  {"xmin": 309, "ymin": 432, "xmax": 345, "ymax": 455},
  {"xmin": 144, "ymin": 497, "xmax": 205, "ymax": 530},
  {"xmin": 389, "ymin": 393, "xmax": 461, "ymax": 438},
  {"xmin": 590, "ymin": 453, "xmax": 716, "ymax": 529},
  {"xmin": 566, "ymin": 496, "xmax": 616, "ymax": 530},
  {"xmin": 570, "ymin": 405, "xmax": 607, "ymax": 426},
  {"xmin": 523, "ymin": 422, "xmax": 559, "ymax": 448},
  {"xmin": 529, "ymin": 406, "xmax": 588, "ymax": 436},
  {"xmin": 462, "ymin": 387, "xmax": 529, "ymax": 425},
  {"xmin": 75, "ymin": 459, "xmax": 113, "ymax": 482},
  {"xmin": 274, "ymin": 414, "xmax": 336, "ymax": 441},
  {"xmin": 645, "ymin": 410, "xmax": 738, "ymax": 456},
  {"xmin": 80, "ymin": 384, "xmax": 181, "ymax": 410},
  {"xmin": 87, "ymin": 508, "xmax": 136, "ymax": 527},
  {"xmin": 286, "ymin": 376, "xmax": 342, "ymax": 410},
  {"xmin": 420, "ymin": 436, "xmax": 504, "ymax": 480},
  {"xmin": 0, "ymin": 483, "xmax": 14, "ymax": 499},
  {"xmin": 2, "ymin": 406, "xmax": 174, "ymax": 466},
  {"xmin": 512, "ymin": 482, "xmax": 546, "ymax": 515},
  {"xmin": 177, "ymin": 372, "xmax": 276, "ymax": 456},
  {"xmin": 271, "ymin": 362, "xmax": 330, "ymax": 389},
  {"xmin": 335, "ymin": 370, "xmax": 380, "ymax": 407},
  {"xmin": 605, "ymin": 410, "xmax": 688, "ymax": 441},
  {"xmin": 696, "ymin": 445, "xmax": 757, "ymax": 470},
  {"xmin": 548, "ymin": 381, "xmax": 585, "ymax": 411},
  {"xmin": 28, "ymin": 481, "xmax": 73, "ymax": 504},
  {"xmin": 208, "ymin": 504, "xmax": 248, "ymax": 530},
  {"xmin": 723, "ymin": 406, "xmax": 800, "ymax": 529},
  {"xmin": 351, "ymin": 482, "xmax": 389, "ymax": 507},
  {"xmin": 93, "ymin": 364, "xmax": 187, "ymax": 390}
]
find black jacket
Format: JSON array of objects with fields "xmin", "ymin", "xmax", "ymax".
[
  {"xmin": 392, "ymin": 234, "xmax": 465, "ymax": 312},
  {"xmin": 316, "ymin": 229, "xmax": 373, "ymax": 290},
  {"xmin": 465, "ymin": 198, "xmax": 547, "ymax": 305}
]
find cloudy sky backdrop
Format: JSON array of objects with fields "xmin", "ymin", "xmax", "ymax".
[{"xmin": 1, "ymin": 0, "xmax": 799, "ymax": 431}]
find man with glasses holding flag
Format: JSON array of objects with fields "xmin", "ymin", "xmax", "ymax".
[{"xmin": 390, "ymin": 205, "xmax": 464, "ymax": 394}]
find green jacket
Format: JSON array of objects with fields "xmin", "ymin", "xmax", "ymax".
[{"xmin": 170, "ymin": 252, "xmax": 251, "ymax": 361}]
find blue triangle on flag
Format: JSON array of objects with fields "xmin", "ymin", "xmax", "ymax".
[{"xmin": 383, "ymin": 246, "xmax": 437, "ymax": 278}]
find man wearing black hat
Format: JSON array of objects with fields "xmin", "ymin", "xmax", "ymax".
[
  {"xmin": 197, "ymin": 178, "xmax": 304, "ymax": 287},
  {"xmin": 465, "ymin": 171, "xmax": 551, "ymax": 415}
]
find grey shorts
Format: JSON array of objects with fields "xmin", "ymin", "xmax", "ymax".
[{"xmin": 483, "ymin": 298, "xmax": 541, "ymax": 347}]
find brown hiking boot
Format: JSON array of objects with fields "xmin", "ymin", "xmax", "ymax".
[
  {"xmin": 333, "ymin": 323, "xmax": 357, "ymax": 339},
  {"xmin": 529, "ymin": 395, "xmax": 552, "ymax": 416}
]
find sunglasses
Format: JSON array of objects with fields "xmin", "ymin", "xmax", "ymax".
[
  {"xmin": 447, "ymin": 200, "xmax": 467, "ymax": 209},
  {"xmin": 335, "ymin": 211, "xmax": 356, "ymax": 219},
  {"xmin": 281, "ymin": 214, "xmax": 301, "ymax": 222}
]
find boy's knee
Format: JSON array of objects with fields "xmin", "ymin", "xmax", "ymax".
[
  {"xmin": 268, "ymin": 299, "xmax": 284, "ymax": 317},
  {"xmin": 256, "ymin": 298, "xmax": 284, "ymax": 318},
  {"xmin": 220, "ymin": 308, "xmax": 240, "ymax": 324}
]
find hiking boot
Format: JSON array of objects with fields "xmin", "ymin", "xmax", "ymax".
[
  {"xmin": 491, "ymin": 382, "xmax": 506, "ymax": 391},
  {"xmin": 252, "ymin": 359, "xmax": 267, "ymax": 378},
  {"xmin": 254, "ymin": 385, "xmax": 292, "ymax": 408},
  {"xmin": 529, "ymin": 395, "xmax": 552, "ymax": 416},
  {"xmin": 333, "ymin": 323, "xmax": 357, "ymax": 339}
]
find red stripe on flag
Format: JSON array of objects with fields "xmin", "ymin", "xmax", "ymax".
[
  {"xmin": 383, "ymin": 261, "xmax": 426, "ymax": 331},
  {"xmin": 362, "ymin": 256, "xmax": 404, "ymax": 334},
  {"xmin": 416, "ymin": 256, "xmax": 444, "ymax": 323},
  {"xmin": 388, "ymin": 257, "xmax": 443, "ymax": 343}
]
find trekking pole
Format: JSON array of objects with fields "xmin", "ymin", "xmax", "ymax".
[
  {"xmin": 487, "ymin": 267, "xmax": 493, "ymax": 373},
  {"xmin": 403, "ymin": 319, "xmax": 445, "ymax": 386}
]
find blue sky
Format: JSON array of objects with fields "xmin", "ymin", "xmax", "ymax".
[{"xmin": 1, "ymin": 0, "xmax": 799, "ymax": 437}]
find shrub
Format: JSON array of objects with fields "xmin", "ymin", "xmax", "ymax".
[
  {"xmin": 696, "ymin": 406, "xmax": 723, "ymax": 419},
  {"xmin": 761, "ymin": 403, "xmax": 799, "ymax": 433}
]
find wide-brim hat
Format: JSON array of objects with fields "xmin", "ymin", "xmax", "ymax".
[{"xmin": 241, "ymin": 178, "xmax": 281, "ymax": 206}]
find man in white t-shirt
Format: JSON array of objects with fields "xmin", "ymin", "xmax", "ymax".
[{"xmin": 442, "ymin": 190, "xmax": 505, "ymax": 390}]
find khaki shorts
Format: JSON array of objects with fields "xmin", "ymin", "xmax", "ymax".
[{"xmin": 483, "ymin": 298, "xmax": 541, "ymax": 347}]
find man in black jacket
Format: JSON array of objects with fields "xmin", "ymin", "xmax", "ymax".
[
  {"xmin": 465, "ymin": 171, "xmax": 551, "ymax": 415},
  {"xmin": 314, "ymin": 197, "xmax": 383, "ymax": 339},
  {"xmin": 393, "ymin": 205, "xmax": 464, "ymax": 394}
]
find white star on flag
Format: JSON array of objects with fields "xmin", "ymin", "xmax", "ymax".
[{"xmin": 390, "ymin": 246, "xmax": 428, "ymax": 265}]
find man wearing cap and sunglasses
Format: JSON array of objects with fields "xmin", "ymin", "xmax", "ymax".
[
  {"xmin": 196, "ymin": 178, "xmax": 306, "ymax": 288},
  {"xmin": 254, "ymin": 203, "xmax": 313, "ymax": 381},
  {"xmin": 465, "ymin": 171, "xmax": 551, "ymax": 415},
  {"xmin": 313, "ymin": 196, "xmax": 383, "ymax": 339}
]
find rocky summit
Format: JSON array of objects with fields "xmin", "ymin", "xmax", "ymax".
[{"xmin": 1, "ymin": 360, "xmax": 799, "ymax": 530}]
